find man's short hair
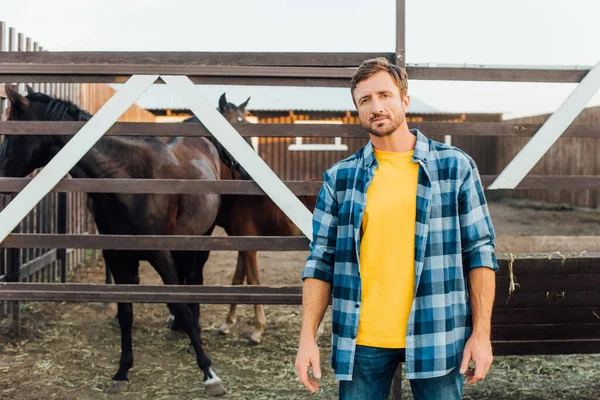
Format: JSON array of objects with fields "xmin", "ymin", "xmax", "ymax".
[{"xmin": 350, "ymin": 57, "xmax": 408, "ymax": 103}]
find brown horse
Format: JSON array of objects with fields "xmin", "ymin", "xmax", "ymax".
[
  {"xmin": 0, "ymin": 87, "xmax": 227, "ymax": 396},
  {"xmin": 181, "ymin": 94, "xmax": 317, "ymax": 344}
]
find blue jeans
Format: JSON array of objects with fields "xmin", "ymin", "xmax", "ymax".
[{"xmin": 339, "ymin": 345, "xmax": 463, "ymax": 400}]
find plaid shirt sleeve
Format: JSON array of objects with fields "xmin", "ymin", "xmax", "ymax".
[
  {"xmin": 458, "ymin": 158, "xmax": 499, "ymax": 271},
  {"xmin": 302, "ymin": 178, "xmax": 338, "ymax": 284}
]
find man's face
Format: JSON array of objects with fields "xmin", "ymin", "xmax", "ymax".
[{"xmin": 353, "ymin": 71, "xmax": 410, "ymax": 137}]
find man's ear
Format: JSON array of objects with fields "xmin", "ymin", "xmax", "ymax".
[{"xmin": 402, "ymin": 94, "xmax": 411, "ymax": 113}]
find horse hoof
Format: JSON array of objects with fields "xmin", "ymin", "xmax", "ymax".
[
  {"xmin": 249, "ymin": 331, "xmax": 262, "ymax": 345},
  {"xmin": 106, "ymin": 380, "xmax": 129, "ymax": 394},
  {"xmin": 218, "ymin": 323, "xmax": 233, "ymax": 335},
  {"xmin": 204, "ymin": 378, "xmax": 226, "ymax": 396}
]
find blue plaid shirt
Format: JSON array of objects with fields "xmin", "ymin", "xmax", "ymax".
[{"xmin": 302, "ymin": 129, "xmax": 498, "ymax": 380}]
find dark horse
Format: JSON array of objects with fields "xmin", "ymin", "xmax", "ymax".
[
  {"xmin": 0, "ymin": 86, "xmax": 227, "ymax": 396},
  {"xmin": 180, "ymin": 94, "xmax": 318, "ymax": 344}
]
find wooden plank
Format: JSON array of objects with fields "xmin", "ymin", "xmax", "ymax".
[
  {"xmin": 492, "ymin": 307, "xmax": 600, "ymax": 325},
  {"xmin": 1, "ymin": 121, "xmax": 599, "ymax": 139},
  {"xmin": 0, "ymin": 22, "xmax": 6, "ymax": 121},
  {"xmin": 0, "ymin": 75, "xmax": 350, "ymax": 87},
  {"xmin": 57, "ymin": 192, "xmax": 67, "ymax": 283},
  {"xmin": 18, "ymin": 250, "xmax": 56, "ymax": 279},
  {"xmin": 492, "ymin": 323, "xmax": 600, "ymax": 341},
  {"xmin": 496, "ymin": 291, "xmax": 600, "ymax": 308},
  {"xmin": 0, "ymin": 283, "xmax": 304, "ymax": 304},
  {"xmin": 0, "ymin": 51, "xmax": 392, "ymax": 67},
  {"xmin": 1, "ymin": 176, "xmax": 600, "ymax": 194},
  {"xmin": 496, "ymin": 256, "xmax": 600, "ymax": 276},
  {"xmin": 481, "ymin": 175, "xmax": 599, "ymax": 190},
  {"xmin": 395, "ymin": 0, "xmax": 405, "ymax": 68},
  {"xmin": 0, "ymin": 290, "xmax": 302, "ymax": 304},
  {"xmin": 497, "ymin": 274, "xmax": 600, "ymax": 292},
  {"xmin": 0, "ymin": 178, "xmax": 323, "ymax": 195},
  {"xmin": 0, "ymin": 62, "xmax": 591, "ymax": 84},
  {"xmin": 0, "ymin": 233, "xmax": 310, "ymax": 251},
  {"xmin": 0, "ymin": 63, "xmax": 356, "ymax": 78},
  {"xmin": 6, "ymin": 216, "xmax": 20, "ymax": 335},
  {"xmin": 0, "ymin": 282, "xmax": 302, "ymax": 294},
  {"xmin": 493, "ymin": 339, "xmax": 600, "ymax": 355},
  {"xmin": 8, "ymin": 27, "xmax": 15, "ymax": 52},
  {"xmin": 408, "ymin": 65, "xmax": 589, "ymax": 83}
]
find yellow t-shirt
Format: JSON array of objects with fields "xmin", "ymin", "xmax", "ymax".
[{"xmin": 356, "ymin": 148, "xmax": 419, "ymax": 348}]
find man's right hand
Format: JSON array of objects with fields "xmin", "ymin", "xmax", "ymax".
[{"xmin": 295, "ymin": 337, "xmax": 322, "ymax": 392}]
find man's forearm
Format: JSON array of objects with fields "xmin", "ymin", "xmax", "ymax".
[
  {"xmin": 468, "ymin": 267, "xmax": 496, "ymax": 335},
  {"xmin": 300, "ymin": 278, "xmax": 332, "ymax": 340}
]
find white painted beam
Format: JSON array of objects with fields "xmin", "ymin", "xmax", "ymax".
[
  {"xmin": 489, "ymin": 60, "xmax": 600, "ymax": 190},
  {"xmin": 0, "ymin": 75, "xmax": 158, "ymax": 244},
  {"xmin": 163, "ymin": 75, "xmax": 313, "ymax": 238}
]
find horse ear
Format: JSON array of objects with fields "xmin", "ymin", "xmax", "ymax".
[
  {"xmin": 26, "ymin": 85, "xmax": 35, "ymax": 96},
  {"xmin": 219, "ymin": 93, "xmax": 227, "ymax": 112},
  {"xmin": 239, "ymin": 96, "xmax": 251, "ymax": 111},
  {"xmin": 5, "ymin": 85, "xmax": 30, "ymax": 108}
]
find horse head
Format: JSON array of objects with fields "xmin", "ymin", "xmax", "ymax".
[
  {"xmin": 218, "ymin": 92, "xmax": 251, "ymax": 124},
  {"xmin": 0, "ymin": 86, "xmax": 85, "ymax": 178}
]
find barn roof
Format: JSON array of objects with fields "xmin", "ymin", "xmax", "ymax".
[{"xmin": 130, "ymin": 84, "xmax": 445, "ymax": 114}]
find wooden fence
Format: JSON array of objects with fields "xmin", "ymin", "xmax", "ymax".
[
  {"xmin": 502, "ymin": 106, "xmax": 600, "ymax": 207},
  {"xmin": 0, "ymin": 21, "xmax": 155, "ymax": 322}
]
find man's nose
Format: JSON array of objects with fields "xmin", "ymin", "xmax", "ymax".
[{"xmin": 370, "ymin": 98, "xmax": 384, "ymax": 115}]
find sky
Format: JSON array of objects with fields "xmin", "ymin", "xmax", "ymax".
[{"xmin": 1, "ymin": 0, "xmax": 599, "ymax": 118}]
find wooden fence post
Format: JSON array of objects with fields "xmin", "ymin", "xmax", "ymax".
[
  {"xmin": 57, "ymin": 192, "xmax": 67, "ymax": 283},
  {"xmin": 7, "ymin": 211, "xmax": 21, "ymax": 335},
  {"xmin": 0, "ymin": 21, "xmax": 6, "ymax": 120}
]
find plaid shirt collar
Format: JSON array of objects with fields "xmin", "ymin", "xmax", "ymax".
[{"xmin": 362, "ymin": 128, "xmax": 430, "ymax": 169}]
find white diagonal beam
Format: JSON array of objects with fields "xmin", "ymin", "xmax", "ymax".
[
  {"xmin": 489, "ymin": 59, "xmax": 600, "ymax": 190},
  {"xmin": 0, "ymin": 75, "xmax": 158, "ymax": 244},
  {"xmin": 163, "ymin": 75, "xmax": 313, "ymax": 238}
]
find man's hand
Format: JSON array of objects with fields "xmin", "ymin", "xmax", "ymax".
[
  {"xmin": 295, "ymin": 337, "xmax": 322, "ymax": 392},
  {"xmin": 460, "ymin": 332, "xmax": 493, "ymax": 385}
]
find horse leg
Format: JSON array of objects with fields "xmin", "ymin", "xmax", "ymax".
[
  {"xmin": 104, "ymin": 251, "xmax": 139, "ymax": 394},
  {"xmin": 244, "ymin": 250, "xmax": 266, "ymax": 344},
  {"xmin": 170, "ymin": 249, "xmax": 211, "ymax": 333},
  {"xmin": 149, "ymin": 250, "xmax": 226, "ymax": 396},
  {"xmin": 219, "ymin": 252, "xmax": 246, "ymax": 335},
  {"xmin": 183, "ymin": 250, "xmax": 209, "ymax": 333}
]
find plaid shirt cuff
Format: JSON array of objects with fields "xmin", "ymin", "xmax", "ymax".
[
  {"xmin": 302, "ymin": 260, "xmax": 334, "ymax": 284},
  {"xmin": 464, "ymin": 245, "xmax": 498, "ymax": 271}
]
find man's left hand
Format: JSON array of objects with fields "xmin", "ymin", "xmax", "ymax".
[{"xmin": 459, "ymin": 332, "xmax": 493, "ymax": 385}]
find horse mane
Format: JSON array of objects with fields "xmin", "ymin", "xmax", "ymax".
[
  {"xmin": 27, "ymin": 92, "xmax": 92, "ymax": 122},
  {"xmin": 183, "ymin": 115, "xmax": 252, "ymax": 181}
]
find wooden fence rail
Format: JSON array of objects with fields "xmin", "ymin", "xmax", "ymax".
[{"xmin": 1, "ymin": 121, "xmax": 599, "ymax": 138}]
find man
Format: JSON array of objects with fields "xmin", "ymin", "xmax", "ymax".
[{"xmin": 295, "ymin": 57, "xmax": 498, "ymax": 400}]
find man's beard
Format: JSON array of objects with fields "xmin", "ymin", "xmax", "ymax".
[{"xmin": 362, "ymin": 113, "xmax": 404, "ymax": 137}]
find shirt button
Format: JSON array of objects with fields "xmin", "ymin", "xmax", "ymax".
[
  {"xmin": 355, "ymin": 303, "xmax": 360, "ymax": 309},
  {"xmin": 351, "ymin": 335, "xmax": 356, "ymax": 339}
]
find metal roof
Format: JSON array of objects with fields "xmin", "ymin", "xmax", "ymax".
[{"xmin": 129, "ymin": 84, "xmax": 444, "ymax": 114}]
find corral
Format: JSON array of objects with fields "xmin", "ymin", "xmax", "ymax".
[{"xmin": 1, "ymin": 1, "xmax": 600, "ymax": 398}]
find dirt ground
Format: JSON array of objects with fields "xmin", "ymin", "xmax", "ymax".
[{"xmin": 1, "ymin": 197, "xmax": 600, "ymax": 399}]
